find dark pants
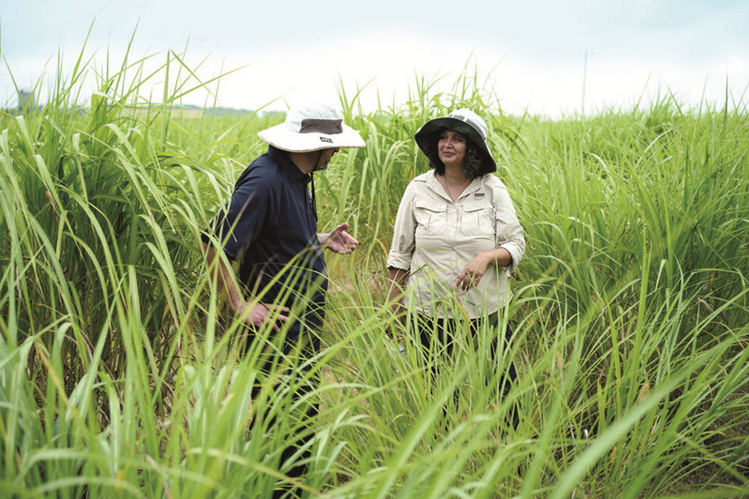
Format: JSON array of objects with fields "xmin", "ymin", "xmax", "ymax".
[
  {"xmin": 245, "ymin": 327, "xmax": 319, "ymax": 499},
  {"xmin": 415, "ymin": 313, "xmax": 519, "ymax": 428}
]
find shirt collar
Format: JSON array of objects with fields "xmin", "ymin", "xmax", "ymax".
[
  {"xmin": 426, "ymin": 169, "xmax": 483, "ymax": 201},
  {"xmin": 425, "ymin": 170, "xmax": 443, "ymax": 195},
  {"xmin": 462, "ymin": 177, "xmax": 484, "ymax": 197},
  {"xmin": 267, "ymin": 145, "xmax": 311, "ymax": 184}
]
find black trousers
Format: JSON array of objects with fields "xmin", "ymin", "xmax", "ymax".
[
  {"xmin": 245, "ymin": 328, "xmax": 319, "ymax": 499},
  {"xmin": 415, "ymin": 313, "xmax": 519, "ymax": 427}
]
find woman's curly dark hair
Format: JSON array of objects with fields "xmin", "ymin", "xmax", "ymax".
[{"xmin": 420, "ymin": 129, "xmax": 490, "ymax": 180}]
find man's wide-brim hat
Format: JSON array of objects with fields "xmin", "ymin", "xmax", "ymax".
[
  {"xmin": 414, "ymin": 108, "xmax": 496, "ymax": 172},
  {"xmin": 258, "ymin": 104, "xmax": 366, "ymax": 153}
]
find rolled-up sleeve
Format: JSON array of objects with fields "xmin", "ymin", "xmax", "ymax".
[
  {"xmin": 387, "ymin": 183, "xmax": 417, "ymax": 271},
  {"xmin": 493, "ymin": 185, "xmax": 525, "ymax": 275}
]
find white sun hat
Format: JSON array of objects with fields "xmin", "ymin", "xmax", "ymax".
[{"xmin": 258, "ymin": 104, "xmax": 366, "ymax": 152}]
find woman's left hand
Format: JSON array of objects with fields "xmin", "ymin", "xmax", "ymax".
[
  {"xmin": 456, "ymin": 253, "xmax": 492, "ymax": 291},
  {"xmin": 456, "ymin": 248, "xmax": 512, "ymax": 291}
]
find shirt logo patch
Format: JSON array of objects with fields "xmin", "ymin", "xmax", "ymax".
[
  {"xmin": 319, "ymin": 137, "xmax": 333, "ymax": 143},
  {"xmin": 474, "ymin": 192, "xmax": 485, "ymax": 199}
]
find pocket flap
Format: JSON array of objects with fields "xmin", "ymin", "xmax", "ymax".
[
  {"xmin": 414, "ymin": 200, "xmax": 447, "ymax": 212},
  {"xmin": 462, "ymin": 198, "xmax": 494, "ymax": 213}
]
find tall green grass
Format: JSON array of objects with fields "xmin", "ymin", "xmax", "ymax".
[{"xmin": 1, "ymin": 40, "xmax": 748, "ymax": 498}]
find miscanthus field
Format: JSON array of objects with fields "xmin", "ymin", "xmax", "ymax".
[{"xmin": 1, "ymin": 48, "xmax": 748, "ymax": 499}]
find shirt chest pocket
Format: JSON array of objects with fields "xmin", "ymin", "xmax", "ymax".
[
  {"xmin": 414, "ymin": 200, "xmax": 447, "ymax": 237},
  {"xmin": 461, "ymin": 198, "xmax": 495, "ymax": 239}
]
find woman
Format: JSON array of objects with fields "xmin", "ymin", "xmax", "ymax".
[{"xmin": 386, "ymin": 109, "xmax": 525, "ymax": 414}]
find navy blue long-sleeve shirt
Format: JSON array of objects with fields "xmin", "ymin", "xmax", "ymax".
[{"xmin": 202, "ymin": 145, "xmax": 327, "ymax": 343}]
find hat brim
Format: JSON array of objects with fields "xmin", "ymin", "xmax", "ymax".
[
  {"xmin": 415, "ymin": 117, "xmax": 496, "ymax": 172},
  {"xmin": 258, "ymin": 123, "xmax": 366, "ymax": 153}
]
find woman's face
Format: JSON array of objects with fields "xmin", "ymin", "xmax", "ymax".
[{"xmin": 437, "ymin": 130, "xmax": 466, "ymax": 169}]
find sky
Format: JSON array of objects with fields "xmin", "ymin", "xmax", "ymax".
[{"xmin": 1, "ymin": 0, "xmax": 748, "ymax": 118}]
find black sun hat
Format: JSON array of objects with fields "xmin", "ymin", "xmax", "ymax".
[{"xmin": 414, "ymin": 108, "xmax": 496, "ymax": 172}]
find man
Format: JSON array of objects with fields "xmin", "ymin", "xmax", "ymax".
[{"xmin": 201, "ymin": 104, "xmax": 365, "ymax": 497}]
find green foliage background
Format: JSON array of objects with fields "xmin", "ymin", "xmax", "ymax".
[{"xmin": 1, "ymin": 48, "xmax": 748, "ymax": 498}]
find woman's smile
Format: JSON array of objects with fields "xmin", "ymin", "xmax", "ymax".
[{"xmin": 438, "ymin": 130, "xmax": 466, "ymax": 167}]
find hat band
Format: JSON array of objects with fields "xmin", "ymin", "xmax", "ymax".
[
  {"xmin": 450, "ymin": 114, "xmax": 486, "ymax": 140},
  {"xmin": 299, "ymin": 118, "xmax": 343, "ymax": 135}
]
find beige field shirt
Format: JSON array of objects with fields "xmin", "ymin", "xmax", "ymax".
[{"xmin": 387, "ymin": 170, "xmax": 525, "ymax": 319}]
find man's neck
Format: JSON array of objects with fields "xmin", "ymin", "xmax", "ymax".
[{"xmin": 288, "ymin": 151, "xmax": 317, "ymax": 174}]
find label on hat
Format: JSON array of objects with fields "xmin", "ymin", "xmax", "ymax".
[{"xmin": 320, "ymin": 137, "xmax": 333, "ymax": 143}]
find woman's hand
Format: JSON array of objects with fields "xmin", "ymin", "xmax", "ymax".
[
  {"xmin": 456, "ymin": 248, "xmax": 512, "ymax": 291},
  {"xmin": 387, "ymin": 267, "xmax": 409, "ymax": 328},
  {"xmin": 456, "ymin": 253, "xmax": 491, "ymax": 290},
  {"xmin": 320, "ymin": 223, "xmax": 359, "ymax": 254}
]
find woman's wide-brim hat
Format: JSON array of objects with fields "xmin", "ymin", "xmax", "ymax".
[
  {"xmin": 258, "ymin": 104, "xmax": 366, "ymax": 153},
  {"xmin": 414, "ymin": 108, "xmax": 496, "ymax": 172}
]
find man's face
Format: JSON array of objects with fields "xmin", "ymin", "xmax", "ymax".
[{"xmin": 313, "ymin": 147, "xmax": 340, "ymax": 172}]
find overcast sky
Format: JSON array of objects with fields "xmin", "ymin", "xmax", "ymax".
[{"xmin": 2, "ymin": 0, "xmax": 748, "ymax": 117}]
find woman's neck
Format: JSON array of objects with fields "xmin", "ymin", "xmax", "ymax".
[
  {"xmin": 437, "ymin": 166, "xmax": 470, "ymax": 201},
  {"xmin": 443, "ymin": 163, "xmax": 467, "ymax": 183}
]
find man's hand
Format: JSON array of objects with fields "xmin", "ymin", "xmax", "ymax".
[
  {"xmin": 320, "ymin": 223, "xmax": 359, "ymax": 254},
  {"xmin": 238, "ymin": 301, "xmax": 289, "ymax": 332}
]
